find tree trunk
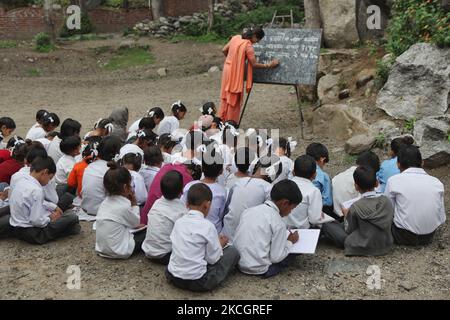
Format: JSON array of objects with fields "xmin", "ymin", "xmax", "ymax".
[
  {"xmin": 151, "ymin": 0, "xmax": 164, "ymax": 20},
  {"xmin": 304, "ymin": 0, "xmax": 322, "ymax": 29},
  {"xmin": 207, "ymin": 0, "xmax": 214, "ymax": 32},
  {"xmin": 43, "ymin": 0, "xmax": 56, "ymax": 42}
]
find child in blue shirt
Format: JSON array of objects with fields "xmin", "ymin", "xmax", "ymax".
[
  {"xmin": 377, "ymin": 136, "xmax": 414, "ymax": 192},
  {"xmin": 306, "ymin": 143, "xmax": 335, "ymax": 218}
]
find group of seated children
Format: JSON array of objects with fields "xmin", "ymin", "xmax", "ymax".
[{"xmin": 0, "ymin": 101, "xmax": 446, "ymax": 292}]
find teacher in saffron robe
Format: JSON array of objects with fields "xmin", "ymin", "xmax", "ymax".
[{"xmin": 219, "ymin": 27, "xmax": 280, "ymax": 123}]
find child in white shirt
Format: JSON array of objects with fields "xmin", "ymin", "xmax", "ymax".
[
  {"xmin": 81, "ymin": 136, "xmax": 122, "ymax": 215},
  {"xmin": 385, "ymin": 146, "xmax": 445, "ymax": 246},
  {"xmin": 182, "ymin": 148, "xmax": 227, "ymax": 234},
  {"xmin": 167, "ymin": 183, "xmax": 240, "ymax": 292},
  {"xmin": 121, "ymin": 152, "xmax": 147, "ymax": 206},
  {"xmin": 222, "ymin": 155, "xmax": 280, "ymax": 240},
  {"xmin": 129, "ymin": 107, "xmax": 165, "ymax": 134},
  {"xmin": 225, "ymin": 147, "xmax": 253, "ymax": 189},
  {"xmin": 9, "ymin": 156, "xmax": 80, "ymax": 244},
  {"xmin": 140, "ymin": 146, "xmax": 163, "ymax": 190},
  {"xmin": 332, "ymin": 151, "xmax": 380, "ymax": 218},
  {"xmin": 95, "ymin": 162, "xmax": 145, "ymax": 259},
  {"xmin": 158, "ymin": 101, "xmax": 187, "ymax": 135},
  {"xmin": 283, "ymin": 155, "xmax": 323, "ymax": 229},
  {"xmin": 55, "ymin": 136, "xmax": 82, "ymax": 194},
  {"xmin": 26, "ymin": 113, "xmax": 60, "ymax": 141},
  {"xmin": 142, "ymin": 170, "xmax": 187, "ymax": 264},
  {"xmin": 234, "ymin": 180, "xmax": 302, "ymax": 278},
  {"xmin": 0, "ymin": 117, "xmax": 16, "ymax": 149},
  {"xmin": 158, "ymin": 133, "xmax": 179, "ymax": 164},
  {"xmin": 272, "ymin": 137, "xmax": 296, "ymax": 184}
]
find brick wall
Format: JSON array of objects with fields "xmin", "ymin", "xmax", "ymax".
[
  {"xmin": 164, "ymin": 0, "xmax": 209, "ymax": 17},
  {"xmin": 0, "ymin": 1, "xmax": 210, "ymax": 39}
]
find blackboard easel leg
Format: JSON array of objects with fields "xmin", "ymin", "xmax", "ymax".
[
  {"xmin": 238, "ymin": 88, "xmax": 253, "ymax": 128},
  {"xmin": 294, "ymin": 85, "xmax": 305, "ymax": 139}
]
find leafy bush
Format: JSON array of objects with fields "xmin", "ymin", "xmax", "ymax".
[
  {"xmin": 375, "ymin": 56, "xmax": 395, "ymax": 89},
  {"xmin": 211, "ymin": 5, "xmax": 305, "ymax": 39},
  {"xmin": 60, "ymin": 12, "xmax": 94, "ymax": 37},
  {"xmin": 34, "ymin": 32, "xmax": 54, "ymax": 52},
  {"xmin": 386, "ymin": 0, "xmax": 450, "ymax": 57}
]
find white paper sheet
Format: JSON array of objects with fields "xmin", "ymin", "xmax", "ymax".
[
  {"xmin": 287, "ymin": 229, "xmax": 321, "ymax": 254},
  {"xmin": 318, "ymin": 213, "xmax": 336, "ymax": 224}
]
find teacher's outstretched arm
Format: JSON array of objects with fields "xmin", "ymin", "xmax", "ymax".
[{"xmin": 249, "ymin": 57, "xmax": 280, "ymax": 69}]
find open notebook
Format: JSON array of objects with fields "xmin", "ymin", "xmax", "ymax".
[{"xmin": 287, "ymin": 229, "xmax": 321, "ymax": 254}]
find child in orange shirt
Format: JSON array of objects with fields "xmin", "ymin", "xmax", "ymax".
[{"xmin": 68, "ymin": 137, "xmax": 101, "ymax": 197}]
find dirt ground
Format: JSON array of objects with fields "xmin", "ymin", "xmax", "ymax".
[{"xmin": 0, "ymin": 36, "xmax": 449, "ymax": 300}]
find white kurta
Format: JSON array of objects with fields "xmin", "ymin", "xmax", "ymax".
[
  {"xmin": 95, "ymin": 195, "xmax": 141, "ymax": 259},
  {"xmin": 222, "ymin": 177, "xmax": 272, "ymax": 240},
  {"xmin": 25, "ymin": 126, "xmax": 46, "ymax": 141},
  {"xmin": 158, "ymin": 116, "xmax": 179, "ymax": 135},
  {"xmin": 168, "ymin": 210, "xmax": 222, "ymax": 280},
  {"xmin": 234, "ymin": 201, "xmax": 292, "ymax": 275},
  {"xmin": 35, "ymin": 138, "xmax": 52, "ymax": 151},
  {"xmin": 385, "ymin": 168, "xmax": 446, "ymax": 235},
  {"xmin": 142, "ymin": 197, "xmax": 187, "ymax": 258},
  {"xmin": 81, "ymin": 159, "xmax": 108, "ymax": 215},
  {"xmin": 55, "ymin": 154, "xmax": 77, "ymax": 185},
  {"xmin": 128, "ymin": 118, "xmax": 142, "ymax": 133},
  {"xmin": 130, "ymin": 170, "xmax": 147, "ymax": 206},
  {"xmin": 162, "ymin": 152, "xmax": 172, "ymax": 164},
  {"xmin": 139, "ymin": 165, "xmax": 160, "ymax": 190},
  {"xmin": 283, "ymin": 176, "xmax": 323, "ymax": 229},
  {"xmin": 332, "ymin": 166, "xmax": 358, "ymax": 217},
  {"xmin": 9, "ymin": 174, "xmax": 53, "ymax": 228},
  {"xmin": 48, "ymin": 137, "xmax": 63, "ymax": 164},
  {"xmin": 273, "ymin": 155, "xmax": 294, "ymax": 184}
]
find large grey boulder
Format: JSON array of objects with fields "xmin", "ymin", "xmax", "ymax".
[
  {"xmin": 345, "ymin": 133, "xmax": 377, "ymax": 155},
  {"xmin": 312, "ymin": 104, "xmax": 370, "ymax": 141},
  {"xmin": 319, "ymin": 0, "xmax": 360, "ymax": 48},
  {"xmin": 317, "ymin": 74, "xmax": 340, "ymax": 104},
  {"xmin": 377, "ymin": 43, "xmax": 450, "ymax": 120},
  {"xmin": 413, "ymin": 115, "xmax": 450, "ymax": 168}
]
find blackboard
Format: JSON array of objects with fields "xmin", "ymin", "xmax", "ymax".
[{"xmin": 253, "ymin": 29, "xmax": 322, "ymax": 86}]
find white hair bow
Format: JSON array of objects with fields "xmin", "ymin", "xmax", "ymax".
[
  {"xmin": 256, "ymin": 135, "xmax": 263, "ymax": 148},
  {"xmin": 265, "ymin": 160, "xmax": 281, "ymax": 179},
  {"xmin": 225, "ymin": 123, "xmax": 239, "ymax": 137},
  {"xmin": 266, "ymin": 138, "xmax": 274, "ymax": 148},
  {"xmin": 113, "ymin": 154, "xmax": 121, "ymax": 162},
  {"xmin": 172, "ymin": 100, "xmax": 182, "ymax": 109},
  {"xmin": 94, "ymin": 118, "xmax": 103, "ymax": 130},
  {"xmin": 147, "ymin": 110, "xmax": 155, "ymax": 118},
  {"xmin": 137, "ymin": 130, "xmax": 146, "ymax": 138},
  {"xmin": 48, "ymin": 116, "xmax": 54, "ymax": 123},
  {"xmin": 288, "ymin": 137, "xmax": 298, "ymax": 152},
  {"xmin": 104, "ymin": 123, "xmax": 114, "ymax": 135},
  {"xmin": 13, "ymin": 136, "xmax": 25, "ymax": 146}
]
